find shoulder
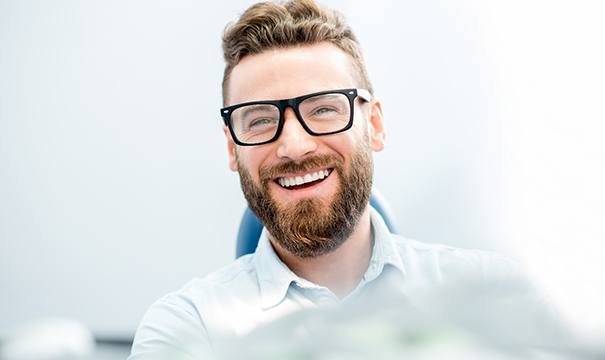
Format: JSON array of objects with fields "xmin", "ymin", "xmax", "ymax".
[
  {"xmin": 184, "ymin": 254, "xmax": 258, "ymax": 293},
  {"xmin": 161, "ymin": 253, "xmax": 260, "ymax": 313},
  {"xmin": 130, "ymin": 255, "xmax": 260, "ymax": 357},
  {"xmin": 390, "ymin": 234, "xmax": 523, "ymax": 282}
]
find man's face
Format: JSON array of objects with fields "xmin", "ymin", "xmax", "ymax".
[{"xmin": 224, "ymin": 42, "xmax": 385, "ymax": 257}]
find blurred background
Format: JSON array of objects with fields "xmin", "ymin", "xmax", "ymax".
[{"xmin": 1, "ymin": 0, "xmax": 604, "ymax": 357}]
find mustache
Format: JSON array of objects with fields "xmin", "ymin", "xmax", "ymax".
[{"xmin": 259, "ymin": 154, "xmax": 343, "ymax": 184}]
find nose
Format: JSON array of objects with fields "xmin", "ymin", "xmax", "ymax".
[{"xmin": 275, "ymin": 107, "xmax": 318, "ymax": 161}]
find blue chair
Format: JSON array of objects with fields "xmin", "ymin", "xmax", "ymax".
[{"xmin": 236, "ymin": 188, "xmax": 397, "ymax": 258}]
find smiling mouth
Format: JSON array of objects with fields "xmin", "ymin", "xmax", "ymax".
[{"xmin": 274, "ymin": 168, "xmax": 333, "ymax": 190}]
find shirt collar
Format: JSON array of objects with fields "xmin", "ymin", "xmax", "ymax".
[
  {"xmin": 253, "ymin": 206, "xmax": 407, "ymax": 309},
  {"xmin": 364, "ymin": 207, "xmax": 407, "ymax": 281},
  {"xmin": 254, "ymin": 228, "xmax": 301, "ymax": 309}
]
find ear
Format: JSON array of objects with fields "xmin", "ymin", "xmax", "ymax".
[
  {"xmin": 367, "ymin": 100, "xmax": 386, "ymax": 152},
  {"xmin": 223, "ymin": 126, "xmax": 238, "ymax": 172}
]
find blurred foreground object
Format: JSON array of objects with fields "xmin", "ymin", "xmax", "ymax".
[
  {"xmin": 0, "ymin": 318, "xmax": 95, "ymax": 360},
  {"xmin": 216, "ymin": 276, "xmax": 603, "ymax": 360}
]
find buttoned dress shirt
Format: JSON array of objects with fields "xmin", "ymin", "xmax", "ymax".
[{"xmin": 129, "ymin": 208, "xmax": 518, "ymax": 359}]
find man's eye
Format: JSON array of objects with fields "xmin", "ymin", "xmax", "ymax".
[
  {"xmin": 248, "ymin": 117, "xmax": 276, "ymax": 129},
  {"xmin": 312, "ymin": 107, "xmax": 337, "ymax": 116}
]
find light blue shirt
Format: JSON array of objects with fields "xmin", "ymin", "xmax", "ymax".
[{"xmin": 129, "ymin": 207, "xmax": 518, "ymax": 359}]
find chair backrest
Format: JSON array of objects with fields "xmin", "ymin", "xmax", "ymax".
[{"xmin": 236, "ymin": 188, "xmax": 397, "ymax": 258}]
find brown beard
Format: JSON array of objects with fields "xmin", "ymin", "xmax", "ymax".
[{"xmin": 236, "ymin": 139, "xmax": 373, "ymax": 258}]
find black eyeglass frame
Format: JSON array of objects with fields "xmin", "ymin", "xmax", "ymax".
[{"xmin": 220, "ymin": 88, "xmax": 372, "ymax": 146}]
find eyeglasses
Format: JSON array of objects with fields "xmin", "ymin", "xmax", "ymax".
[{"xmin": 220, "ymin": 88, "xmax": 372, "ymax": 146}]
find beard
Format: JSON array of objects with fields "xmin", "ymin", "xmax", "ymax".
[{"xmin": 236, "ymin": 138, "xmax": 373, "ymax": 258}]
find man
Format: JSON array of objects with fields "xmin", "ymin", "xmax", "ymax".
[{"xmin": 129, "ymin": 0, "xmax": 523, "ymax": 358}]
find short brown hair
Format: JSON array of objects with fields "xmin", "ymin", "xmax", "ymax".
[{"xmin": 221, "ymin": 0, "xmax": 373, "ymax": 104}]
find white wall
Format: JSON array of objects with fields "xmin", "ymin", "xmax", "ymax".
[{"xmin": 1, "ymin": 0, "xmax": 603, "ymax": 339}]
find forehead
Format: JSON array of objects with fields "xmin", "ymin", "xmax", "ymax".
[{"xmin": 226, "ymin": 42, "xmax": 359, "ymax": 106}]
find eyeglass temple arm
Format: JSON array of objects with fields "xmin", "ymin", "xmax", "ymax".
[{"xmin": 357, "ymin": 88, "xmax": 373, "ymax": 103}]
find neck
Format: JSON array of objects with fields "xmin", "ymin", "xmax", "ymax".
[{"xmin": 270, "ymin": 206, "xmax": 373, "ymax": 299}]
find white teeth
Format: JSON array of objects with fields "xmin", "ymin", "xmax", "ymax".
[{"xmin": 277, "ymin": 169, "xmax": 331, "ymax": 188}]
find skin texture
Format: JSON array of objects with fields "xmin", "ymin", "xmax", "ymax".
[{"xmin": 224, "ymin": 42, "xmax": 386, "ymax": 297}]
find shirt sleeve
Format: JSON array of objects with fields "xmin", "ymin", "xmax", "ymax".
[{"xmin": 128, "ymin": 293, "xmax": 213, "ymax": 360}]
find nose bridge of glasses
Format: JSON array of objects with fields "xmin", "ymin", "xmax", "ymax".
[
  {"xmin": 276, "ymin": 105, "xmax": 318, "ymax": 159},
  {"xmin": 280, "ymin": 98, "xmax": 309, "ymax": 134}
]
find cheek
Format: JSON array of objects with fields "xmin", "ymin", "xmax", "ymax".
[
  {"xmin": 355, "ymin": 117, "xmax": 371, "ymax": 139},
  {"xmin": 351, "ymin": 119, "xmax": 371, "ymax": 147},
  {"xmin": 235, "ymin": 148, "xmax": 269, "ymax": 182},
  {"xmin": 337, "ymin": 126, "xmax": 370, "ymax": 153},
  {"xmin": 343, "ymin": 113, "xmax": 369, "ymax": 144}
]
